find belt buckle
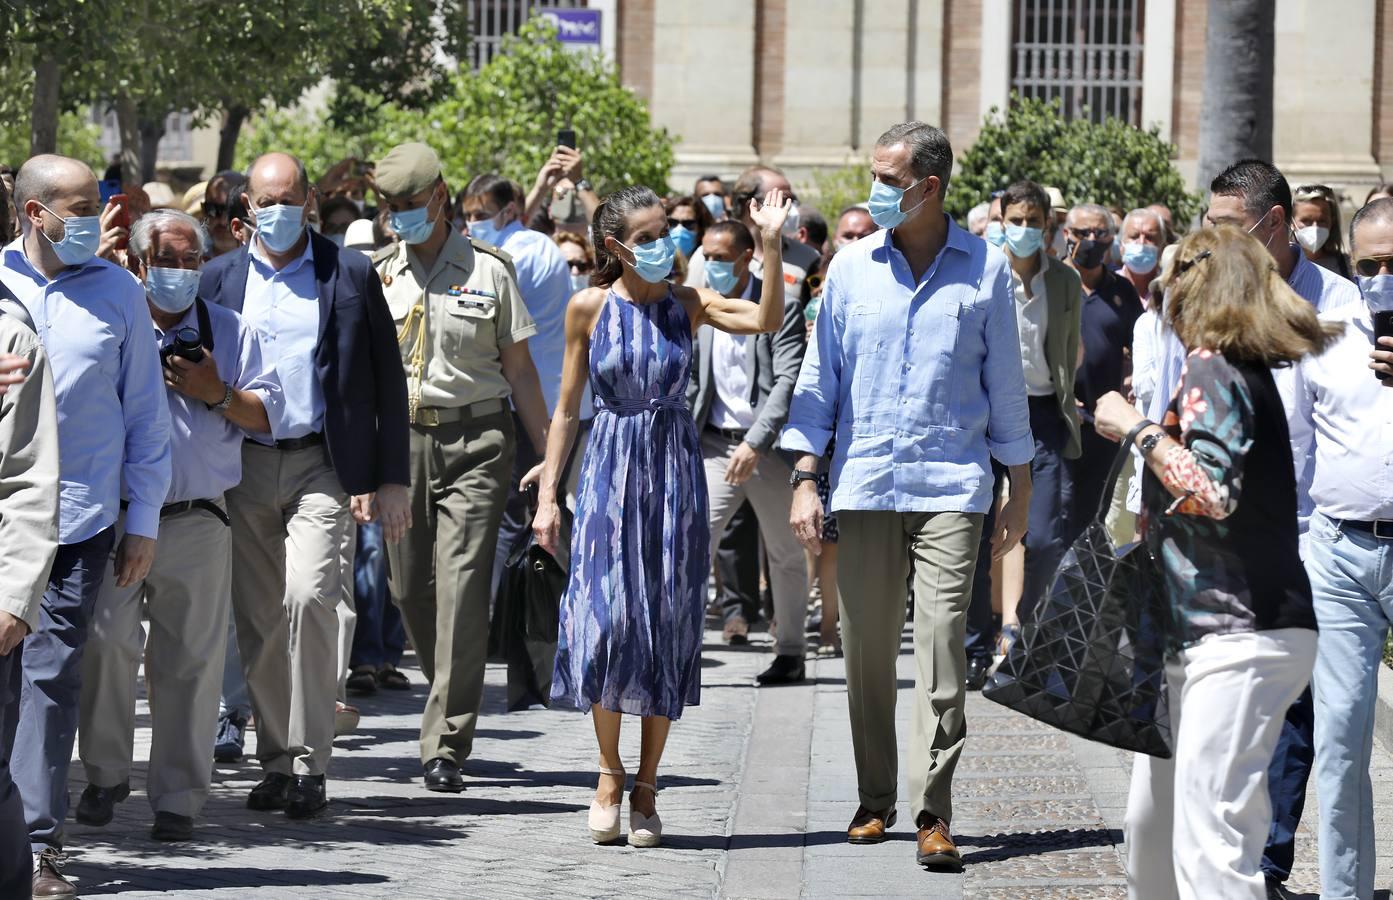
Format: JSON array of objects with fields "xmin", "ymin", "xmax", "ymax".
[
  {"xmin": 417, "ymin": 408, "xmax": 440, "ymax": 427},
  {"xmin": 1376, "ymin": 520, "xmax": 1393, "ymax": 541}
]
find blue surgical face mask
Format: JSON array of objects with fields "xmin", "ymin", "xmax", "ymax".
[
  {"xmin": 985, "ymin": 221, "xmax": 1006, "ymax": 248},
  {"xmin": 1360, "ymin": 274, "xmax": 1393, "ymax": 313},
  {"xmin": 144, "ymin": 266, "xmax": 200, "ymax": 314},
  {"xmin": 1004, "ymin": 224, "xmax": 1044, "ymax": 259},
  {"xmin": 700, "ymin": 193, "xmax": 726, "ymax": 221},
  {"xmin": 253, "ymin": 203, "xmax": 306, "ymax": 254},
  {"xmin": 706, "ymin": 260, "xmax": 740, "ymax": 295},
  {"xmin": 619, "ymin": 235, "xmax": 676, "ymax": 284},
  {"xmin": 390, "ymin": 195, "xmax": 438, "ymax": 245},
  {"xmin": 669, "ymin": 224, "xmax": 697, "ymax": 258},
  {"xmin": 39, "ymin": 203, "xmax": 101, "ymax": 266},
  {"xmin": 469, "ymin": 214, "xmax": 504, "ymax": 247},
  {"xmin": 1123, "ymin": 241, "xmax": 1159, "ymax": 275},
  {"xmin": 867, "ymin": 177, "xmax": 926, "ymax": 230},
  {"xmin": 569, "ymin": 272, "xmax": 589, "ymax": 295}
]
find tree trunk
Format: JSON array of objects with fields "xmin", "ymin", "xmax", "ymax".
[
  {"xmin": 29, "ymin": 52, "xmax": 61, "ymax": 156},
  {"xmin": 138, "ymin": 115, "xmax": 166, "ymax": 183},
  {"xmin": 216, "ymin": 105, "xmax": 249, "ymax": 173},
  {"xmin": 113, "ymin": 96, "xmax": 142, "ymax": 185},
  {"xmin": 1196, "ymin": 0, "xmax": 1274, "ymax": 192}
]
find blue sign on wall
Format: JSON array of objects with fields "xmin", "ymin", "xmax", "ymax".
[{"xmin": 540, "ymin": 8, "xmax": 602, "ymax": 46}]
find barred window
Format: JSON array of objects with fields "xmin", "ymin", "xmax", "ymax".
[
  {"xmin": 1010, "ymin": 0, "xmax": 1145, "ymax": 125},
  {"xmin": 466, "ymin": 0, "xmax": 588, "ymax": 70}
]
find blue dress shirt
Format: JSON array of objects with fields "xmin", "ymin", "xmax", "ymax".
[
  {"xmin": 155, "ymin": 300, "xmax": 283, "ymax": 503},
  {"xmin": 496, "ymin": 221, "xmax": 594, "ymax": 418},
  {"xmin": 781, "ymin": 220, "xmax": 1035, "ymax": 514},
  {"xmin": 0, "ymin": 239, "xmax": 171, "ymax": 543},
  {"xmin": 241, "ymin": 237, "xmax": 323, "ymax": 440}
]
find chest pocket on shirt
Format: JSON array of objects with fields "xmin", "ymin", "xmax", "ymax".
[
  {"xmin": 846, "ymin": 299, "xmax": 885, "ymax": 355},
  {"xmin": 441, "ymin": 294, "xmax": 498, "ymax": 358}
]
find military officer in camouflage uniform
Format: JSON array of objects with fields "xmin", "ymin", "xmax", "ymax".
[{"xmin": 371, "ymin": 142, "xmax": 550, "ymax": 793}]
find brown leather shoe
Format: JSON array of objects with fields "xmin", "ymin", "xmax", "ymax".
[
  {"xmin": 32, "ymin": 847, "xmax": 76, "ymax": 898},
  {"xmin": 846, "ymin": 804, "xmax": 897, "ymax": 843},
  {"xmin": 916, "ymin": 816, "xmax": 962, "ymax": 868}
]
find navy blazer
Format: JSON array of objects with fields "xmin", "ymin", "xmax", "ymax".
[{"xmin": 199, "ymin": 231, "xmax": 409, "ymax": 496}]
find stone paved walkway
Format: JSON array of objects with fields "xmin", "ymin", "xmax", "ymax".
[{"xmin": 58, "ymin": 626, "xmax": 1393, "ymax": 898}]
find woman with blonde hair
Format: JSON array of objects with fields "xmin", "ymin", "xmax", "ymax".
[
  {"xmin": 1292, "ymin": 183, "xmax": 1353, "ymax": 279},
  {"xmin": 1092, "ymin": 225, "xmax": 1341, "ymax": 899}
]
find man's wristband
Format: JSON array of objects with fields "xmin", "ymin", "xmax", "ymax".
[{"xmin": 789, "ymin": 469, "xmax": 819, "ymax": 488}]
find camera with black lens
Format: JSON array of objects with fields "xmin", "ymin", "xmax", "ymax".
[{"xmin": 160, "ymin": 326, "xmax": 204, "ymax": 365}]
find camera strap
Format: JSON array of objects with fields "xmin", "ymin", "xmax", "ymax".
[{"xmin": 194, "ymin": 297, "xmax": 216, "ymax": 353}]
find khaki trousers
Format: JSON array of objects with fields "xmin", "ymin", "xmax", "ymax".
[
  {"xmin": 336, "ymin": 527, "xmax": 358, "ymax": 703},
  {"xmin": 227, "ymin": 443, "xmax": 352, "ymax": 777},
  {"xmin": 836, "ymin": 509, "xmax": 984, "ymax": 824},
  {"xmin": 702, "ymin": 430, "xmax": 808, "ymax": 656},
  {"xmin": 79, "ymin": 505, "xmax": 231, "ymax": 816},
  {"xmin": 387, "ymin": 413, "xmax": 513, "ymax": 765}
]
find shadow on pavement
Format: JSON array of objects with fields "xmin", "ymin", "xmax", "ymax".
[
  {"xmin": 462, "ymin": 758, "xmax": 721, "ymax": 791},
  {"xmin": 957, "ymin": 826, "xmax": 1123, "ymax": 864},
  {"xmin": 67, "ymin": 864, "xmax": 390, "ymax": 895},
  {"xmin": 663, "ymin": 829, "xmax": 875, "ymax": 852}
]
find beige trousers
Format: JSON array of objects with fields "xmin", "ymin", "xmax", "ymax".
[
  {"xmin": 702, "ymin": 430, "xmax": 809, "ymax": 656},
  {"xmin": 336, "ymin": 527, "xmax": 358, "ymax": 703},
  {"xmin": 79, "ymin": 505, "xmax": 231, "ymax": 817},
  {"xmin": 387, "ymin": 414, "xmax": 514, "ymax": 765},
  {"xmin": 227, "ymin": 443, "xmax": 352, "ymax": 777},
  {"xmin": 836, "ymin": 509, "xmax": 984, "ymax": 824}
]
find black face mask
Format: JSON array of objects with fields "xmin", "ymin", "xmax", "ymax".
[{"xmin": 1071, "ymin": 238, "xmax": 1110, "ymax": 270}]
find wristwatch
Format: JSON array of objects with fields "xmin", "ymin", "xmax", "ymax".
[
  {"xmin": 789, "ymin": 469, "xmax": 820, "ymax": 488},
  {"xmin": 209, "ymin": 382, "xmax": 233, "ymax": 412},
  {"xmin": 1137, "ymin": 428, "xmax": 1164, "ymax": 456},
  {"xmin": 574, "ymin": 178, "xmax": 594, "ymax": 193}
]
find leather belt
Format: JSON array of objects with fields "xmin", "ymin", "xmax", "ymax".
[
  {"xmin": 121, "ymin": 498, "xmax": 230, "ymax": 527},
  {"xmin": 705, "ymin": 424, "xmax": 748, "ymax": 442},
  {"xmin": 1333, "ymin": 518, "xmax": 1393, "ymax": 541},
  {"xmin": 412, "ymin": 398, "xmax": 505, "ymax": 427},
  {"xmin": 245, "ymin": 433, "xmax": 325, "ymax": 451}
]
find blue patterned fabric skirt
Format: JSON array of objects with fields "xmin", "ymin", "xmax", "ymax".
[{"xmin": 550, "ymin": 291, "xmax": 710, "ymax": 719}]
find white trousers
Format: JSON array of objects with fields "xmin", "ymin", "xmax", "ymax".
[{"xmin": 1124, "ymin": 628, "xmax": 1316, "ymax": 900}]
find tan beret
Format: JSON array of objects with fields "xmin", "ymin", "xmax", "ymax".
[{"xmin": 374, "ymin": 142, "xmax": 441, "ymax": 198}]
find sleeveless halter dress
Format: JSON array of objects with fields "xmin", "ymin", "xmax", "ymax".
[{"xmin": 550, "ymin": 289, "xmax": 710, "ymax": 719}]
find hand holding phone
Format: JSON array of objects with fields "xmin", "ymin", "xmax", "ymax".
[
  {"xmin": 1373, "ymin": 312, "xmax": 1393, "ymax": 383},
  {"xmin": 98, "ymin": 195, "xmax": 130, "ymax": 257}
]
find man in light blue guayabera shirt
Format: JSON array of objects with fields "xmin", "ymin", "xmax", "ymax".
[{"xmin": 784, "ymin": 122, "xmax": 1034, "ymax": 870}]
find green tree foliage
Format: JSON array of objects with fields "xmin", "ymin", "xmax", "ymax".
[
  {"xmin": 0, "ymin": 112, "xmax": 104, "ymax": 171},
  {"xmin": 946, "ymin": 95, "xmax": 1200, "ymax": 223},
  {"xmin": 239, "ymin": 18, "xmax": 675, "ymax": 194},
  {"xmin": 325, "ymin": 0, "xmax": 472, "ymax": 129},
  {"xmin": 805, "ymin": 162, "xmax": 871, "ymax": 223}
]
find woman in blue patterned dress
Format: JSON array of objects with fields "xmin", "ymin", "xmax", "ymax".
[{"xmin": 523, "ymin": 185, "xmax": 791, "ymax": 847}]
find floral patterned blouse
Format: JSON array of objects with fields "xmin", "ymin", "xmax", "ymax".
[{"xmin": 1141, "ymin": 349, "xmax": 1315, "ymax": 646}]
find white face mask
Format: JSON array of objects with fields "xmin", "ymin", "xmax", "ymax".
[{"xmin": 1295, "ymin": 224, "xmax": 1330, "ymax": 254}]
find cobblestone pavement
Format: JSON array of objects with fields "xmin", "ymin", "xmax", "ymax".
[{"xmin": 58, "ymin": 626, "xmax": 1393, "ymax": 898}]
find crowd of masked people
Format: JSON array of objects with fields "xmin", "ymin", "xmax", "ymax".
[{"xmin": 0, "ymin": 120, "xmax": 1389, "ymax": 900}]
